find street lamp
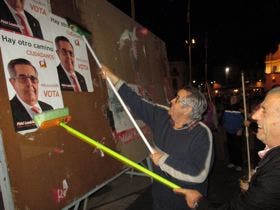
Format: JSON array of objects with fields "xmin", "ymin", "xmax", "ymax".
[{"xmin": 225, "ymin": 67, "xmax": 230, "ymax": 86}]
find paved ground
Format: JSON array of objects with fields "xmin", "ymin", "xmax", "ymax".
[
  {"xmin": 87, "ymin": 171, "xmax": 152, "ymax": 210},
  {"xmin": 87, "ymin": 160, "xmax": 245, "ymax": 210}
]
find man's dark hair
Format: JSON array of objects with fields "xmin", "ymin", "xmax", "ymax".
[
  {"xmin": 8, "ymin": 58, "xmax": 37, "ymax": 78},
  {"xmin": 55, "ymin": 36, "xmax": 73, "ymax": 49}
]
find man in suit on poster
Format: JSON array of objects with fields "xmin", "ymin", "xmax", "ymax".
[
  {"xmin": 55, "ymin": 36, "xmax": 88, "ymax": 92},
  {"xmin": 8, "ymin": 58, "xmax": 53, "ymax": 132},
  {"xmin": 0, "ymin": 0, "xmax": 43, "ymax": 39}
]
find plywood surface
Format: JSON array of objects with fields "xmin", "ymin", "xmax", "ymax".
[{"xmin": 0, "ymin": 0, "xmax": 170, "ymax": 209}]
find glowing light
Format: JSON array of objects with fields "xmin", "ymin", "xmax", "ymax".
[
  {"xmin": 185, "ymin": 38, "xmax": 196, "ymax": 45},
  {"xmin": 225, "ymin": 67, "xmax": 230, "ymax": 74}
]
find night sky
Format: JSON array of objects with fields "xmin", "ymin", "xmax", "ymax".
[{"xmin": 107, "ymin": 0, "xmax": 280, "ymax": 85}]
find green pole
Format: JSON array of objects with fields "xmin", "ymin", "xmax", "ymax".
[{"xmin": 59, "ymin": 122, "xmax": 180, "ymax": 189}]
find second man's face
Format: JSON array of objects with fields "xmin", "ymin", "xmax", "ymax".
[
  {"xmin": 10, "ymin": 64, "xmax": 39, "ymax": 106},
  {"xmin": 56, "ymin": 41, "xmax": 75, "ymax": 73},
  {"xmin": 252, "ymin": 94, "xmax": 280, "ymax": 147}
]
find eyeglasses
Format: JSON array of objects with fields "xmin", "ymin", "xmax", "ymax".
[
  {"xmin": 174, "ymin": 95, "xmax": 180, "ymax": 103},
  {"xmin": 58, "ymin": 48, "xmax": 74, "ymax": 57},
  {"xmin": 13, "ymin": 74, "xmax": 39, "ymax": 84},
  {"xmin": 173, "ymin": 95, "xmax": 190, "ymax": 107},
  {"xmin": 174, "ymin": 95, "xmax": 185, "ymax": 104}
]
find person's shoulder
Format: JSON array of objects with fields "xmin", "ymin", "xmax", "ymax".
[
  {"xmin": 10, "ymin": 95, "xmax": 17, "ymax": 101},
  {"xmin": 24, "ymin": 10, "xmax": 38, "ymax": 22},
  {"xmin": 155, "ymin": 104, "xmax": 169, "ymax": 111},
  {"xmin": 197, "ymin": 122, "xmax": 212, "ymax": 135},
  {"xmin": 10, "ymin": 95, "xmax": 19, "ymax": 105},
  {"xmin": 267, "ymin": 147, "xmax": 280, "ymax": 160},
  {"xmin": 75, "ymin": 71, "xmax": 84, "ymax": 77},
  {"xmin": 38, "ymin": 100, "xmax": 53, "ymax": 110},
  {"xmin": 57, "ymin": 64, "xmax": 63, "ymax": 72},
  {"xmin": 0, "ymin": 0, "xmax": 10, "ymax": 10},
  {"xmin": 75, "ymin": 71, "xmax": 86, "ymax": 82}
]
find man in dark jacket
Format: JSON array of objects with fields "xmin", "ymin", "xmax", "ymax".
[
  {"xmin": 55, "ymin": 36, "xmax": 88, "ymax": 92},
  {"xmin": 0, "ymin": 0, "xmax": 43, "ymax": 39},
  {"xmin": 101, "ymin": 65, "xmax": 214, "ymax": 210},
  {"xmin": 8, "ymin": 58, "xmax": 53, "ymax": 132},
  {"xmin": 175, "ymin": 87, "xmax": 280, "ymax": 210},
  {"xmin": 223, "ymin": 95, "xmax": 244, "ymax": 171}
]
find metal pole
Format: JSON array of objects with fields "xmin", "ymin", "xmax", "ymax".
[
  {"xmin": 82, "ymin": 36, "xmax": 155, "ymax": 154},
  {"xmin": 205, "ymin": 33, "xmax": 208, "ymax": 82},
  {"xmin": 241, "ymin": 72, "xmax": 252, "ymax": 181},
  {"xmin": 59, "ymin": 122, "xmax": 179, "ymax": 189},
  {"xmin": 187, "ymin": 0, "xmax": 192, "ymax": 85},
  {"xmin": 205, "ymin": 34, "xmax": 212, "ymax": 102},
  {"xmin": 131, "ymin": 0, "xmax": 135, "ymax": 20}
]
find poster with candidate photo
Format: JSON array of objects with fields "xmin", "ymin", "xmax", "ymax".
[
  {"xmin": 48, "ymin": 13, "xmax": 93, "ymax": 92},
  {"xmin": 23, "ymin": 0, "xmax": 53, "ymax": 41},
  {"xmin": 0, "ymin": 0, "xmax": 50, "ymax": 40},
  {"xmin": 0, "ymin": 0, "xmax": 94, "ymax": 93},
  {"xmin": 0, "ymin": 29, "xmax": 63, "ymax": 134}
]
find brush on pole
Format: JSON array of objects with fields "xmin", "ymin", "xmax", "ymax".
[
  {"xmin": 34, "ymin": 108, "xmax": 71, "ymax": 129},
  {"xmin": 82, "ymin": 35, "xmax": 155, "ymax": 154},
  {"xmin": 33, "ymin": 108, "xmax": 180, "ymax": 189}
]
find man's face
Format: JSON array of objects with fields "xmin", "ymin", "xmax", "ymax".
[
  {"xmin": 9, "ymin": 64, "xmax": 39, "ymax": 106},
  {"xmin": 252, "ymin": 93, "xmax": 280, "ymax": 147},
  {"xmin": 168, "ymin": 89, "xmax": 192, "ymax": 122},
  {"xmin": 7, "ymin": 0, "xmax": 25, "ymax": 12},
  {"xmin": 56, "ymin": 41, "xmax": 75, "ymax": 73}
]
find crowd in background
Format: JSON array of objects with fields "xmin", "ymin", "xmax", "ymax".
[{"xmin": 202, "ymin": 87, "xmax": 266, "ymax": 170}]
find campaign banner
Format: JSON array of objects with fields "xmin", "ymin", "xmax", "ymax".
[{"xmin": 0, "ymin": 29, "xmax": 63, "ymax": 134}]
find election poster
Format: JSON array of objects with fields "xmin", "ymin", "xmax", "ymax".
[
  {"xmin": 0, "ymin": 29, "xmax": 63, "ymax": 134},
  {"xmin": 48, "ymin": 14, "xmax": 94, "ymax": 92},
  {"xmin": 0, "ymin": 0, "xmax": 94, "ymax": 134},
  {"xmin": 0, "ymin": 0, "xmax": 94, "ymax": 93},
  {"xmin": 0, "ymin": 0, "xmax": 50, "ymax": 40},
  {"xmin": 24, "ymin": 0, "xmax": 53, "ymax": 41}
]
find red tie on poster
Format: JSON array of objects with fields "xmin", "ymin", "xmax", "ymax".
[
  {"xmin": 70, "ymin": 73, "xmax": 81, "ymax": 92},
  {"xmin": 31, "ymin": 106, "xmax": 41, "ymax": 114},
  {"xmin": 16, "ymin": 12, "xmax": 31, "ymax": 36}
]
